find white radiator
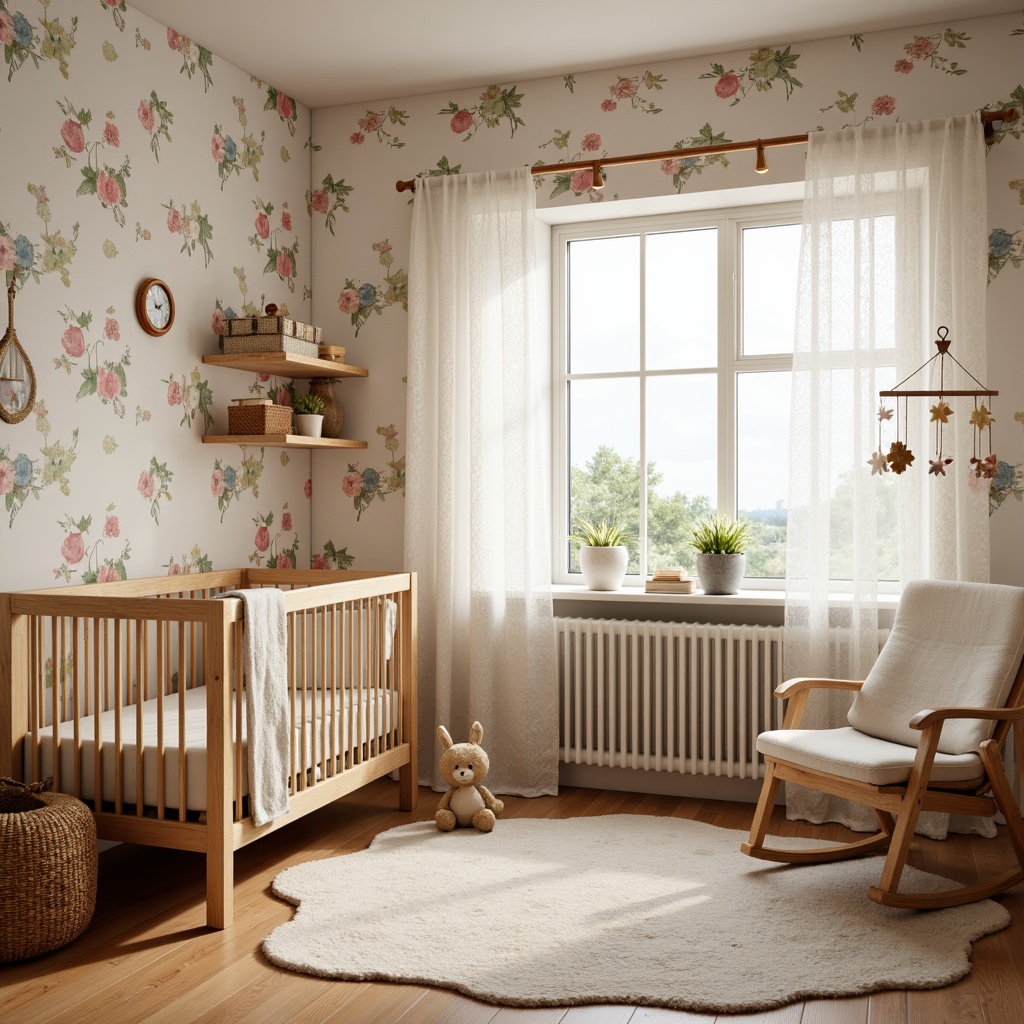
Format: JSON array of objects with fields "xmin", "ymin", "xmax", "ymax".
[{"xmin": 555, "ymin": 617, "xmax": 785, "ymax": 779}]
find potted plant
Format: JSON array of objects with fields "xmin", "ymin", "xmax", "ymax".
[
  {"xmin": 570, "ymin": 515, "xmax": 629, "ymax": 591},
  {"xmin": 689, "ymin": 514, "xmax": 749, "ymax": 595},
  {"xmin": 293, "ymin": 392, "xmax": 325, "ymax": 437}
]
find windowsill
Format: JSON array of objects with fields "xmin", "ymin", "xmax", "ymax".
[{"xmin": 551, "ymin": 584, "xmax": 900, "ymax": 609}]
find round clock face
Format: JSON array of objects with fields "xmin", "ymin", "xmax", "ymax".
[{"xmin": 136, "ymin": 278, "xmax": 174, "ymax": 336}]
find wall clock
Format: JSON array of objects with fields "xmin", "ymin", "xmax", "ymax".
[{"xmin": 135, "ymin": 278, "xmax": 175, "ymax": 337}]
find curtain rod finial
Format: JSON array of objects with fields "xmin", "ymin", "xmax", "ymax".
[{"xmin": 755, "ymin": 141, "xmax": 769, "ymax": 175}]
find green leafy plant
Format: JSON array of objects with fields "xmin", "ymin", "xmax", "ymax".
[
  {"xmin": 569, "ymin": 515, "xmax": 628, "ymax": 547},
  {"xmin": 293, "ymin": 393, "xmax": 325, "ymax": 415},
  {"xmin": 689, "ymin": 514, "xmax": 749, "ymax": 555}
]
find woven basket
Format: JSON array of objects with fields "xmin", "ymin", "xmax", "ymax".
[
  {"xmin": 0, "ymin": 778, "xmax": 97, "ymax": 962},
  {"xmin": 228, "ymin": 402, "xmax": 293, "ymax": 436},
  {"xmin": 222, "ymin": 333, "xmax": 319, "ymax": 358}
]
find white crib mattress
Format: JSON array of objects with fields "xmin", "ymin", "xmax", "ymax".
[{"xmin": 29, "ymin": 684, "xmax": 396, "ymax": 813}]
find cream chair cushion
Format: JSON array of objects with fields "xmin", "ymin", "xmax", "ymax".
[
  {"xmin": 846, "ymin": 580, "xmax": 1024, "ymax": 755},
  {"xmin": 756, "ymin": 726, "xmax": 984, "ymax": 786}
]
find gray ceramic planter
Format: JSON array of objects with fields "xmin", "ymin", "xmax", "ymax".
[{"xmin": 696, "ymin": 552, "xmax": 745, "ymax": 595}]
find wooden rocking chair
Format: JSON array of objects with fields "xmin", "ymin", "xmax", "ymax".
[{"xmin": 742, "ymin": 579, "xmax": 1024, "ymax": 909}]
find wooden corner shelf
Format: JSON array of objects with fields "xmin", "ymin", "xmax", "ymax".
[
  {"xmin": 202, "ymin": 352, "xmax": 368, "ymax": 379},
  {"xmin": 201, "ymin": 434, "xmax": 368, "ymax": 450}
]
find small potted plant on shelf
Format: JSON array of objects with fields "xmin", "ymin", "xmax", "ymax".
[
  {"xmin": 569, "ymin": 515, "xmax": 629, "ymax": 591},
  {"xmin": 293, "ymin": 392, "xmax": 325, "ymax": 437},
  {"xmin": 689, "ymin": 514, "xmax": 749, "ymax": 595}
]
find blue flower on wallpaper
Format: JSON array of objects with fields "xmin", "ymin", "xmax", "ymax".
[
  {"xmin": 224, "ymin": 306, "xmax": 237, "ymax": 319},
  {"xmin": 989, "ymin": 228, "xmax": 1013, "ymax": 258},
  {"xmin": 358, "ymin": 282, "xmax": 376, "ymax": 307},
  {"xmin": 13, "ymin": 453, "xmax": 32, "ymax": 487},
  {"xmin": 223, "ymin": 135, "xmax": 238, "ymax": 162},
  {"xmin": 13, "ymin": 12, "xmax": 32, "ymax": 47},
  {"xmin": 361, "ymin": 467, "xmax": 380, "ymax": 491},
  {"xmin": 995, "ymin": 459, "xmax": 1014, "ymax": 489},
  {"xmin": 14, "ymin": 235, "xmax": 33, "ymax": 267},
  {"xmin": 223, "ymin": 465, "xmax": 237, "ymax": 490}
]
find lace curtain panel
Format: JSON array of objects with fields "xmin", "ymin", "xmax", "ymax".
[
  {"xmin": 783, "ymin": 114, "xmax": 990, "ymax": 837},
  {"xmin": 405, "ymin": 166, "xmax": 558, "ymax": 796}
]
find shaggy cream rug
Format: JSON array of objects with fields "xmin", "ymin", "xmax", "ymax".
[{"xmin": 263, "ymin": 815, "xmax": 1010, "ymax": 1013}]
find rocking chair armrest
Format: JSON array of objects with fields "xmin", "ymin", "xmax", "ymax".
[
  {"xmin": 909, "ymin": 704, "xmax": 1024, "ymax": 730},
  {"xmin": 773, "ymin": 677, "xmax": 865, "ymax": 701}
]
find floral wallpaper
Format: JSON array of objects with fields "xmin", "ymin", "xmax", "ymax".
[
  {"xmin": 1, "ymin": 0, "xmax": 311, "ymax": 592},
  {"xmin": 309, "ymin": 10, "xmax": 1024, "ymax": 586},
  {"xmin": 3, "ymin": 6, "xmax": 1024, "ymax": 591}
]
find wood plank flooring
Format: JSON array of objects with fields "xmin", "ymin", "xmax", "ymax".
[{"xmin": 1, "ymin": 780, "xmax": 1021, "ymax": 1024}]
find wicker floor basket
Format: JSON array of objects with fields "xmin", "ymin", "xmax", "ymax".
[{"xmin": 0, "ymin": 778, "xmax": 97, "ymax": 962}]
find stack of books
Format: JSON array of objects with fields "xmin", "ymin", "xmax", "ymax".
[{"xmin": 644, "ymin": 568, "xmax": 695, "ymax": 594}]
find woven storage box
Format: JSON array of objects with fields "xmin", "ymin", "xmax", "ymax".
[
  {"xmin": 228, "ymin": 401, "xmax": 293, "ymax": 436},
  {"xmin": 222, "ymin": 314, "xmax": 322, "ymax": 345},
  {"xmin": 222, "ymin": 333, "xmax": 319, "ymax": 358},
  {"xmin": 1, "ymin": 778, "xmax": 97, "ymax": 962}
]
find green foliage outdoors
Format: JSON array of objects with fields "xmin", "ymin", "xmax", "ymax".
[
  {"xmin": 689, "ymin": 514, "xmax": 749, "ymax": 554},
  {"xmin": 293, "ymin": 393, "xmax": 325, "ymax": 415}
]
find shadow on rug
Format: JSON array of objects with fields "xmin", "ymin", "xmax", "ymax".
[{"xmin": 262, "ymin": 815, "xmax": 1009, "ymax": 1014}]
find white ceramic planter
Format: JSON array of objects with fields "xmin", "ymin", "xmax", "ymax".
[
  {"xmin": 579, "ymin": 545, "xmax": 628, "ymax": 591},
  {"xmin": 294, "ymin": 413, "xmax": 323, "ymax": 437},
  {"xmin": 695, "ymin": 552, "xmax": 745, "ymax": 595}
]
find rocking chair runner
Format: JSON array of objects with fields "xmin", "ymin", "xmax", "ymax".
[{"xmin": 742, "ymin": 579, "xmax": 1024, "ymax": 909}]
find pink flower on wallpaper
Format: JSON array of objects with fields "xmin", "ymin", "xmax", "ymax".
[
  {"xmin": 613, "ymin": 79, "xmax": 636, "ymax": 99},
  {"xmin": 95, "ymin": 171, "xmax": 122, "ymax": 207},
  {"xmin": 304, "ymin": 478, "xmax": 312, "ymax": 498},
  {"xmin": 450, "ymin": 109, "xmax": 473, "ymax": 134},
  {"xmin": 0, "ymin": 11, "xmax": 14, "ymax": 45},
  {"xmin": 104, "ymin": 317, "xmax": 120, "ymax": 341},
  {"xmin": 908, "ymin": 37, "xmax": 935, "ymax": 59},
  {"xmin": 254, "ymin": 525, "xmax": 270, "ymax": 552},
  {"xmin": 60, "ymin": 119, "xmax": 86, "ymax": 154},
  {"xmin": 166, "ymin": 207, "xmax": 181, "ymax": 233},
  {"xmin": 167, "ymin": 27, "xmax": 182, "ymax": 50},
  {"xmin": 570, "ymin": 168, "xmax": 594, "ymax": 192},
  {"xmin": 281, "ymin": 211, "xmax": 292, "ymax": 232},
  {"xmin": 581, "ymin": 133, "xmax": 601, "ymax": 152},
  {"xmin": 167, "ymin": 380, "xmax": 182, "ymax": 406},
  {"xmin": 310, "ymin": 554, "xmax": 329, "ymax": 570},
  {"xmin": 311, "ymin": 189, "xmax": 329, "ymax": 214},
  {"xmin": 97, "ymin": 565, "xmax": 121, "ymax": 583},
  {"xmin": 96, "ymin": 367, "xmax": 122, "ymax": 401},
  {"xmin": 211, "ymin": 468, "xmax": 225, "ymax": 497},
  {"xmin": 211, "ymin": 308, "xmax": 226, "ymax": 336},
  {"xmin": 211, "ymin": 134, "xmax": 226, "ymax": 163},
  {"xmin": 61, "ymin": 533, "xmax": 85, "ymax": 565},
  {"xmin": 872, "ymin": 95, "xmax": 897, "ymax": 116},
  {"xmin": 102, "ymin": 0, "xmax": 119, "ymax": 9},
  {"xmin": 660, "ymin": 158, "xmax": 682, "ymax": 175},
  {"xmin": 894, "ymin": 59, "xmax": 914, "ymax": 74},
  {"xmin": 257, "ymin": 372, "xmax": 270, "ymax": 383},
  {"xmin": 0, "ymin": 459, "xmax": 14, "ymax": 494},
  {"xmin": 714, "ymin": 73, "xmax": 740, "ymax": 99},
  {"xmin": 275, "ymin": 387, "xmax": 291, "ymax": 406},
  {"xmin": 357, "ymin": 111, "xmax": 382, "ymax": 132},
  {"xmin": 62, "ymin": 325, "xmax": 85, "ymax": 358},
  {"xmin": 0, "ymin": 237, "xmax": 15, "ymax": 271},
  {"xmin": 138, "ymin": 470, "xmax": 155, "ymax": 500},
  {"xmin": 138, "ymin": 99, "xmax": 155, "ymax": 133},
  {"xmin": 168, "ymin": 562, "xmax": 182, "ymax": 575},
  {"xmin": 338, "ymin": 289, "xmax": 360, "ymax": 314},
  {"xmin": 104, "ymin": 515, "xmax": 120, "ymax": 538},
  {"xmin": 601, "ymin": 99, "xmax": 617, "ymax": 112},
  {"xmin": 276, "ymin": 93, "xmax": 296, "ymax": 120},
  {"xmin": 254, "ymin": 213, "xmax": 270, "ymax": 239},
  {"xmin": 341, "ymin": 472, "xmax": 363, "ymax": 498},
  {"xmin": 103, "ymin": 122, "xmax": 120, "ymax": 147},
  {"xmin": 281, "ymin": 511, "xmax": 293, "ymax": 531},
  {"xmin": 276, "ymin": 250, "xmax": 293, "ymax": 279},
  {"xmin": 349, "ymin": 132, "xmax": 365, "ymax": 145},
  {"xmin": 276, "ymin": 553, "xmax": 292, "ymax": 569}
]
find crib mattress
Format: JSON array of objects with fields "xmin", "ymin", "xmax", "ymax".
[{"xmin": 29, "ymin": 684, "xmax": 396, "ymax": 813}]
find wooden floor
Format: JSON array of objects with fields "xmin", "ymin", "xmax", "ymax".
[{"xmin": 2, "ymin": 780, "xmax": 1022, "ymax": 1024}]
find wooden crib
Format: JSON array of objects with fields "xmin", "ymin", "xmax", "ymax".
[{"xmin": 0, "ymin": 568, "xmax": 417, "ymax": 929}]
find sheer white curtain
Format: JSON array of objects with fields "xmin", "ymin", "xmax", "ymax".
[
  {"xmin": 784, "ymin": 114, "xmax": 989, "ymax": 835},
  {"xmin": 405, "ymin": 166, "xmax": 558, "ymax": 796}
]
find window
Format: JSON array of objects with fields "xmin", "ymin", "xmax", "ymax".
[{"xmin": 553, "ymin": 202, "xmax": 803, "ymax": 586}]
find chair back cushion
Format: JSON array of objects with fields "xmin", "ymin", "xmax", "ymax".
[{"xmin": 847, "ymin": 579, "xmax": 1024, "ymax": 754}]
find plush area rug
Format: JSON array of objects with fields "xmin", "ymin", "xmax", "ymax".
[{"xmin": 263, "ymin": 815, "xmax": 1010, "ymax": 1013}]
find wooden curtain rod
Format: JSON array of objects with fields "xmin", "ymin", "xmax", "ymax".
[{"xmin": 394, "ymin": 108, "xmax": 1018, "ymax": 193}]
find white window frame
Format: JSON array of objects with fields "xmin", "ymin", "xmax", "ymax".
[{"xmin": 551, "ymin": 200, "xmax": 803, "ymax": 587}]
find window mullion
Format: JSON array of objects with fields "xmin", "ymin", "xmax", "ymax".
[
  {"xmin": 638, "ymin": 231, "xmax": 648, "ymax": 578},
  {"xmin": 719, "ymin": 216, "xmax": 736, "ymax": 518}
]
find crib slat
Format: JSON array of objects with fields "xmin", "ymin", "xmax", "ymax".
[
  {"xmin": 156, "ymin": 619, "xmax": 165, "ymax": 820},
  {"xmin": 178, "ymin": 618, "xmax": 187, "ymax": 822},
  {"xmin": 113, "ymin": 618, "xmax": 123, "ymax": 814}
]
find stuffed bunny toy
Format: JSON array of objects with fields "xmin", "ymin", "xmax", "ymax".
[{"xmin": 435, "ymin": 721, "xmax": 504, "ymax": 832}]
